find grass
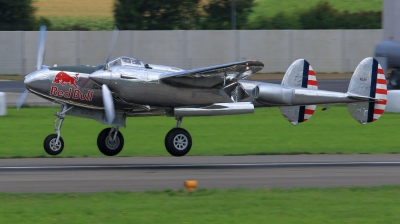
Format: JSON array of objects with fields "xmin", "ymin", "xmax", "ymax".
[
  {"xmin": 0, "ymin": 105, "xmax": 399, "ymax": 158},
  {"xmin": 33, "ymin": 0, "xmax": 382, "ymax": 30},
  {"xmin": 250, "ymin": 0, "xmax": 382, "ymax": 22},
  {"xmin": 34, "ymin": 0, "xmax": 114, "ymax": 18},
  {"xmin": 1, "ymin": 186, "xmax": 400, "ymax": 223}
]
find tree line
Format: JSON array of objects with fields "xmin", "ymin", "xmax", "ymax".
[{"xmin": 0, "ymin": 0, "xmax": 381, "ymax": 31}]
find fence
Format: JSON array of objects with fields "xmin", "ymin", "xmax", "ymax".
[{"xmin": 0, "ymin": 29, "xmax": 382, "ymax": 75}]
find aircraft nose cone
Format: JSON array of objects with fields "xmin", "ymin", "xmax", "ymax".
[
  {"xmin": 24, "ymin": 70, "xmax": 49, "ymax": 92},
  {"xmin": 90, "ymin": 70, "xmax": 111, "ymax": 85}
]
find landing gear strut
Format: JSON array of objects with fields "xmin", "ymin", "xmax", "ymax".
[
  {"xmin": 43, "ymin": 105, "xmax": 73, "ymax": 155},
  {"xmin": 165, "ymin": 117, "xmax": 192, "ymax": 157},
  {"xmin": 97, "ymin": 127, "xmax": 124, "ymax": 156}
]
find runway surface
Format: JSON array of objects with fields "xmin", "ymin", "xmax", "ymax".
[{"xmin": 1, "ymin": 155, "xmax": 400, "ymax": 193}]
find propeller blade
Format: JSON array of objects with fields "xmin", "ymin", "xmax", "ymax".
[
  {"xmin": 16, "ymin": 90, "xmax": 29, "ymax": 110},
  {"xmin": 103, "ymin": 26, "xmax": 119, "ymax": 70},
  {"xmin": 102, "ymin": 84, "xmax": 115, "ymax": 124},
  {"xmin": 19, "ymin": 26, "xmax": 47, "ymax": 109},
  {"xmin": 36, "ymin": 25, "xmax": 47, "ymax": 70}
]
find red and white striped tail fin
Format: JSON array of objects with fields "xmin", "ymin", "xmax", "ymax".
[
  {"xmin": 373, "ymin": 64, "xmax": 387, "ymax": 121},
  {"xmin": 347, "ymin": 57, "xmax": 387, "ymax": 124},
  {"xmin": 280, "ymin": 59, "xmax": 318, "ymax": 125}
]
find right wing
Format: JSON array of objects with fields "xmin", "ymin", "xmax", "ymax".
[{"xmin": 159, "ymin": 60, "xmax": 264, "ymax": 88}]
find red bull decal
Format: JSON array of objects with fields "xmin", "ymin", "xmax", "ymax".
[
  {"xmin": 53, "ymin": 71, "xmax": 79, "ymax": 88},
  {"xmin": 50, "ymin": 86, "xmax": 94, "ymax": 101}
]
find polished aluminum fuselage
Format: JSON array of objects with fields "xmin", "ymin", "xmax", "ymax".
[{"xmin": 24, "ymin": 66, "xmax": 233, "ymax": 112}]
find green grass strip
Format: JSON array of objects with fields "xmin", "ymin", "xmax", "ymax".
[
  {"xmin": 1, "ymin": 106, "xmax": 400, "ymax": 158},
  {"xmin": 1, "ymin": 186, "xmax": 400, "ymax": 223}
]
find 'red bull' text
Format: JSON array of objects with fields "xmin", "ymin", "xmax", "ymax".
[{"xmin": 50, "ymin": 86, "xmax": 94, "ymax": 101}]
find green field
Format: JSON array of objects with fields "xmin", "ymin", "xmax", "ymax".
[
  {"xmin": 1, "ymin": 186, "xmax": 400, "ymax": 223},
  {"xmin": 249, "ymin": 0, "xmax": 382, "ymax": 22},
  {"xmin": 0, "ymin": 106, "xmax": 399, "ymax": 158},
  {"xmin": 33, "ymin": 0, "xmax": 382, "ymax": 30}
]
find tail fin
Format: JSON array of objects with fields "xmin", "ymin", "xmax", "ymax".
[
  {"xmin": 347, "ymin": 57, "xmax": 387, "ymax": 124},
  {"xmin": 280, "ymin": 59, "xmax": 318, "ymax": 125}
]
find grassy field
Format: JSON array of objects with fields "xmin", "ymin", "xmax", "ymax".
[
  {"xmin": 33, "ymin": 0, "xmax": 382, "ymax": 30},
  {"xmin": 250, "ymin": 0, "xmax": 382, "ymax": 22},
  {"xmin": 34, "ymin": 0, "xmax": 114, "ymax": 18},
  {"xmin": 0, "ymin": 105, "xmax": 399, "ymax": 158},
  {"xmin": 1, "ymin": 186, "xmax": 400, "ymax": 223}
]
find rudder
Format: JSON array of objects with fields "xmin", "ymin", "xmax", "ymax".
[
  {"xmin": 280, "ymin": 59, "xmax": 318, "ymax": 125},
  {"xmin": 347, "ymin": 57, "xmax": 387, "ymax": 124}
]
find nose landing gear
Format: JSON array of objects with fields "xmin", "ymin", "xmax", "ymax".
[
  {"xmin": 43, "ymin": 105, "xmax": 73, "ymax": 156},
  {"xmin": 165, "ymin": 117, "xmax": 192, "ymax": 157}
]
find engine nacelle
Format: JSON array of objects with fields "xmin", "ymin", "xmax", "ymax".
[{"xmin": 253, "ymin": 83, "xmax": 294, "ymax": 105}]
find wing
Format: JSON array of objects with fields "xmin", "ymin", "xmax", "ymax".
[{"xmin": 159, "ymin": 60, "xmax": 264, "ymax": 88}]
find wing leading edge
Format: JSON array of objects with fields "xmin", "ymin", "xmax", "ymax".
[{"xmin": 159, "ymin": 60, "xmax": 264, "ymax": 88}]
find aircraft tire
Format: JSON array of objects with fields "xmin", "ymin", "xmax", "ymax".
[
  {"xmin": 97, "ymin": 128, "xmax": 124, "ymax": 156},
  {"xmin": 43, "ymin": 134, "xmax": 64, "ymax": 156},
  {"xmin": 164, "ymin": 128, "xmax": 192, "ymax": 157}
]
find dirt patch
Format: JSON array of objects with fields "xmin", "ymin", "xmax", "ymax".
[{"xmin": 0, "ymin": 75, "xmax": 24, "ymax": 81}]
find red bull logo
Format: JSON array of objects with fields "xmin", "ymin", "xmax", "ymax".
[
  {"xmin": 50, "ymin": 86, "xmax": 94, "ymax": 101},
  {"xmin": 53, "ymin": 71, "xmax": 79, "ymax": 88},
  {"xmin": 50, "ymin": 71, "xmax": 94, "ymax": 101}
]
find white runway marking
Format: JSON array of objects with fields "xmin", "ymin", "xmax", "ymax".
[{"xmin": 2, "ymin": 161, "xmax": 400, "ymax": 170}]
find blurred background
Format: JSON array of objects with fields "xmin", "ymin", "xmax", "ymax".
[{"xmin": 0, "ymin": 0, "xmax": 393, "ymax": 76}]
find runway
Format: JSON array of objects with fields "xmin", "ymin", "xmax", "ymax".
[{"xmin": 1, "ymin": 155, "xmax": 400, "ymax": 193}]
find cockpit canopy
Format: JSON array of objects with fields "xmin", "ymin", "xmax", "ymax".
[{"xmin": 106, "ymin": 57, "xmax": 144, "ymax": 68}]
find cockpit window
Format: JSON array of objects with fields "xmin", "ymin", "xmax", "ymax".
[
  {"xmin": 132, "ymin": 59, "xmax": 141, "ymax": 65},
  {"xmin": 108, "ymin": 58, "xmax": 122, "ymax": 67},
  {"xmin": 105, "ymin": 57, "xmax": 145, "ymax": 68},
  {"xmin": 121, "ymin": 57, "xmax": 143, "ymax": 67}
]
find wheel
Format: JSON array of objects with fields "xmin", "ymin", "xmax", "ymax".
[
  {"xmin": 97, "ymin": 128, "xmax": 124, "ymax": 156},
  {"xmin": 43, "ymin": 134, "xmax": 64, "ymax": 156},
  {"xmin": 164, "ymin": 128, "xmax": 192, "ymax": 157}
]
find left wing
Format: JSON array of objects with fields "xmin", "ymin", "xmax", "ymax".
[{"xmin": 159, "ymin": 60, "xmax": 264, "ymax": 88}]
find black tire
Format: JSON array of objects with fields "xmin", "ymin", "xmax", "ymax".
[
  {"xmin": 97, "ymin": 128, "xmax": 124, "ymax": 156},
  {"xmin": 164, "ymin": 128, "xmax": 192, "ymax": 157},
  {"xmin": 43, "ymin": 134, "xmax": 64, "ymax": 156}
]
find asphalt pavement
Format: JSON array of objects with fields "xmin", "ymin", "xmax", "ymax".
[{"xmin": 1, "ymin": 155, "xmax": 400, "ymax": 193}]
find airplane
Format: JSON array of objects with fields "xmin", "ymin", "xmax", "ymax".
[{"xmin": 17, "ymin": 26, "xmax": 388, "ymax": 157}]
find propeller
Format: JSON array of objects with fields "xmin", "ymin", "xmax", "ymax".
[
  {"xmin": 103, "ymin": 26, "xmax": 119, "ymax": 70},
  {"xmin": 17, "ymin": 25, "xmax": 47, "ymax": 110},
  {"xmin": 36, "ymin": 25, "xmax": 47, "ymax": 70},
  {"xmin": 102, "ymin": 84, "xmax": 115, "ymax": 124},
  {"xmin": 16, "ymin": 90, "xmax": 29, "ymax": 110},
  {"xmin": 101, "ymin": 26, "xmax": 119, "ymax": 124}
]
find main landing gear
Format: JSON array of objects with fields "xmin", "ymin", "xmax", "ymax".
[
  {"xmin": 43, "ymin": 105, "xmax": 125, "ymax": 156},
  {"xmin": 164, "ymin": 117, "xmax": 192, "ymax": 157},
  {"xmin": 97, "ymin": 127, "xmax": 124, "ymax": 156}
]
